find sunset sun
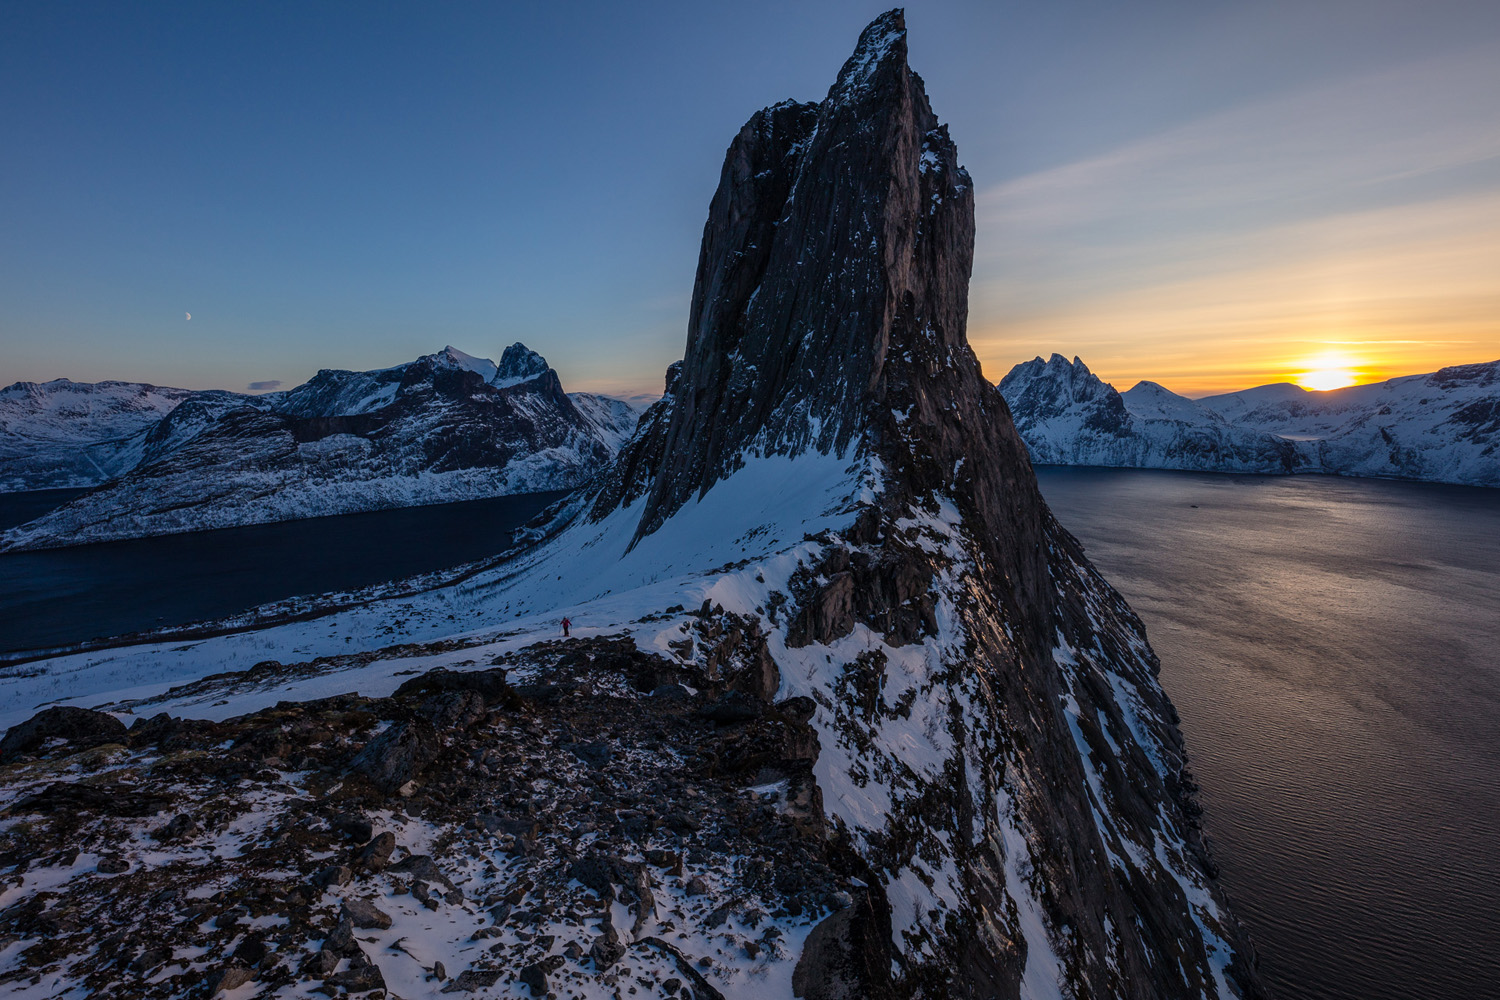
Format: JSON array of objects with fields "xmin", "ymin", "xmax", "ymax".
[{"xmin": 1294, "ymin": 355, "xmax": 1361, "ymax": 391}]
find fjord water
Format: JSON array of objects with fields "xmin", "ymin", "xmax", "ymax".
[
  {"xmin": 0, "ymin": 489, "xmax": 567, "ymax": 653},
  {"xmin": 1036, "ymin": 468, "xmax": 1500, "ymax": 1000}
]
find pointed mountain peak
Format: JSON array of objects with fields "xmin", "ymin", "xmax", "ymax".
[
  {"xmin": 830, "ymin": 8, "xmax": 907, "ymax": 99},
  {"xmin": 590, "ymin": 8, "xmax": 977, "ymax": 542},
  {"xmin": 493, "ymin": 342, "xmax": 551, "ymax": 387},
  {"xmin": 431, "ymin": 345, "xmax": 500, "ymax": 382}
]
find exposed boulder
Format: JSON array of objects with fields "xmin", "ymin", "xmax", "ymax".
[{"xmin": 0, "ymin": 706, "xmax": 127, "ymax": 761}]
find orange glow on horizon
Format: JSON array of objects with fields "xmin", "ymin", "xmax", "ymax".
[{"xmin": 1291, "ymin": 353, "xmax": 1362, "ymax": 391}]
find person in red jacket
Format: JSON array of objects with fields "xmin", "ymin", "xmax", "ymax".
[{"xmin": 561, "ymin": 616, "xmax": 571, "ymax": 637}]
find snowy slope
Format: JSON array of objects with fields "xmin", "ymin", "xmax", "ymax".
[
  {"xmin": 0, "ymin": 345, "xmax": 637, "ymax": 550},
  {"xmin": 1000, "ymin": 355, "xmax": 1500, "ymax": 486},
  {"xmin": 568, "ymin": 391, "xmax": 645, "ymax": 451},
  {"xmin": 0, "ymin": 378, "xmax": 246, "ymax": 491},
  {"xmin": 1198, "ymin": 361, "xmax": 1500, "ymax": 485}
]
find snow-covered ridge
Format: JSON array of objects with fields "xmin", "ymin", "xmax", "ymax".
[
  {"xmin": 999, "ymin": 354, "xmax": 1500, "ymax": 486},
  {"xmin": 0, "ymin": 344, "xmax": 645, "ymax": 550}
]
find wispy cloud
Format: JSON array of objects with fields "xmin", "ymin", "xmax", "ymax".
[
  {"xmin": 246, "ymin": 380, "xmax": 282, "ymax": 391},
  {"xmin": 970, "ymin": 42, "xmax": 1500, "ymax": 395}
]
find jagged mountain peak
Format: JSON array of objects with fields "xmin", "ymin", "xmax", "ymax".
[
  {"xmin": 830, "ymin": 7, "xmax": 907, "ymax": 99},
  {"xmin": 493, "ymin": 342, "xmax": 552, "ymax": 387},
  {"xmin": 591, "ymin": 7, "xmax": 979, "ymax": 546},
  {"xmin": 0, "ymin": 15, "xmax": 1268, "ymax": 999},
  {"xmin": 432, "ymin": 345, "xmax": 499, "ymax": 383}
]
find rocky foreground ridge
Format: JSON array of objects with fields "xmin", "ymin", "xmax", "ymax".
[
  {"xmin": 0, "ymin": 345, "xmax": 641, "ymax": 551},
  {"xmin": 1000, "ymin": 353, "xmax": 1499, "ymax": 486},
  {"xmin": 0, "ymin": 10, "xmax": 1265, "ymax": 999}
]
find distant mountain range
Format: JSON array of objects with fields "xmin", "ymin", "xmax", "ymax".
[
  {"xmin": 998, "ymin": 354, "xmax": 1500, "ymax": 486},
  {"xmin": 0, "ymin": 344, "xmax": 642, "ymax": 550}
]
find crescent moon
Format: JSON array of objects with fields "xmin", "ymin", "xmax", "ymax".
[{"xmin": 185, "ymin": 312, "xmax": 191, "ymax": 320}]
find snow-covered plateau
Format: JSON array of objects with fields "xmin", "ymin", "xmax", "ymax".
[
  {"xmin": 0, "ymin": 344, "xmax": 642, "ymax": 551},
  {"xmin": 0, "ymin": 11, "xmax": 1265, "ymax": 1000},
  {"xmin": 999, "ymin": 354, "xmax": 1500, "ymax": 486}
]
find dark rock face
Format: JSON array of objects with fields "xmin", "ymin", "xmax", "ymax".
[
  {"xmin": 593, "ymin": 10, "xmax": 1264, "ymax": 998},
  {"xmin": 594, "ymin": 12, "xmax": 980, "ymax": 544},
  {"xmin": 495, "ymin": 342, "xmax": 552, "ymax": 385}
]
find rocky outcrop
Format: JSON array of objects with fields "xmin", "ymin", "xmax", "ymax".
[{"xmin": 0, "ymin": 706, "xmax": 126, "ymax": 762}]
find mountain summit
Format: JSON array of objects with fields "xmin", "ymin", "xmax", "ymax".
[
  {"xmin": 594, "ymin": 8, "xmax": 983, "ymax": 545},
  {"xmin": 565, "ymin": 9, "xmax": 1266, "ymax": 996},
  {"xmin": 0, "ymin": 12, "xmax": 1264, "ymax": 999}
]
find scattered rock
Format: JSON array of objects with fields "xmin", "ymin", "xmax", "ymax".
[
  {"xmin": 348, "ymin": 719, "xmax": 438, "ymax": 793},
  {"xmin": 342, "ymin": 898, "xmax": 393, "ymax": 930},
  {"xmin": 442, "ymin": 968, "xmax": 503, "ymax": 992},
  {"xmin": 207, "ymin": 965, "xmax": 254, "ymax": 994},
  {"xmin": 330, "ymin": 812, "xmax": 374, "ymax": 842},
  {"xmin": 518, "ymin": 960, "xmax": 549, "ymax": 995},
  {"xmin": 152, "ymin": 813, "xmax": 197, "ymax": 842},
  {"xmin": 96, "ymin": 855, "xmax": 130, "ymax": 874},
  {"xmin": 355, "ymin": 831, "xmax": 396, "ymax": 872},
  {"xmin": 313, "ymin": 865, "xmax": 353, "ymax": 888}
]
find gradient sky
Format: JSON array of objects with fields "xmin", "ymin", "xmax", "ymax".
[{"xmin": 3, "ymin": 0, "xmax": 1498, "ymax": 399}]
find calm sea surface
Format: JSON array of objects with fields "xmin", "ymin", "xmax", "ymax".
[
  {"xmin": 0, "ymin": 490, "xmax": 567, "ymax": 653},
  {"xmin": 1036, "ymin": 467, "xmax": 1500, "ymax": 1000},
  {"xmin": 2, "ymin": 472, "xmax": 1497, "ymax": 997}
]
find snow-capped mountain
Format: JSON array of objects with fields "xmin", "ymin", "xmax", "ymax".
[
  {"xmin": 1000, "ymin": 354, "xmax": 1500, "ymax": 486},
  {"xmin": 0, "ymin": 378, "xmax": 246, "ymax": 491},
  {"xmin": 0, "ymin": 13, "xmax": 1263, "ymax": 999},
  {"xmin": 998, "ymin": 354, "xmax": 1303, "ymax": 473},
  {"xmin": 1197, "ymin": 361, "xmax": 1500, "ymax": 484},
  {"xmin": 0, "ymin": 344, "xmax": 642, "ymax": 550}
]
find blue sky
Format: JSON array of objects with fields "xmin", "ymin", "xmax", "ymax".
[{"xmin": 3, "ymin": 0, "xmax": 1498, "ymax": 397}]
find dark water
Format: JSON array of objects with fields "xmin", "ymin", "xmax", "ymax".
[
  {"xmin": 0, "ymin": 487, "xmax": 88, "ymax": 531},
  {"xmin": 1036, "ymin": 467, "xmax": 1500, "ymax": 1000},
  {"xmin": 0, "ymin": 490, "xmax": 568, "ymax": 653}
]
